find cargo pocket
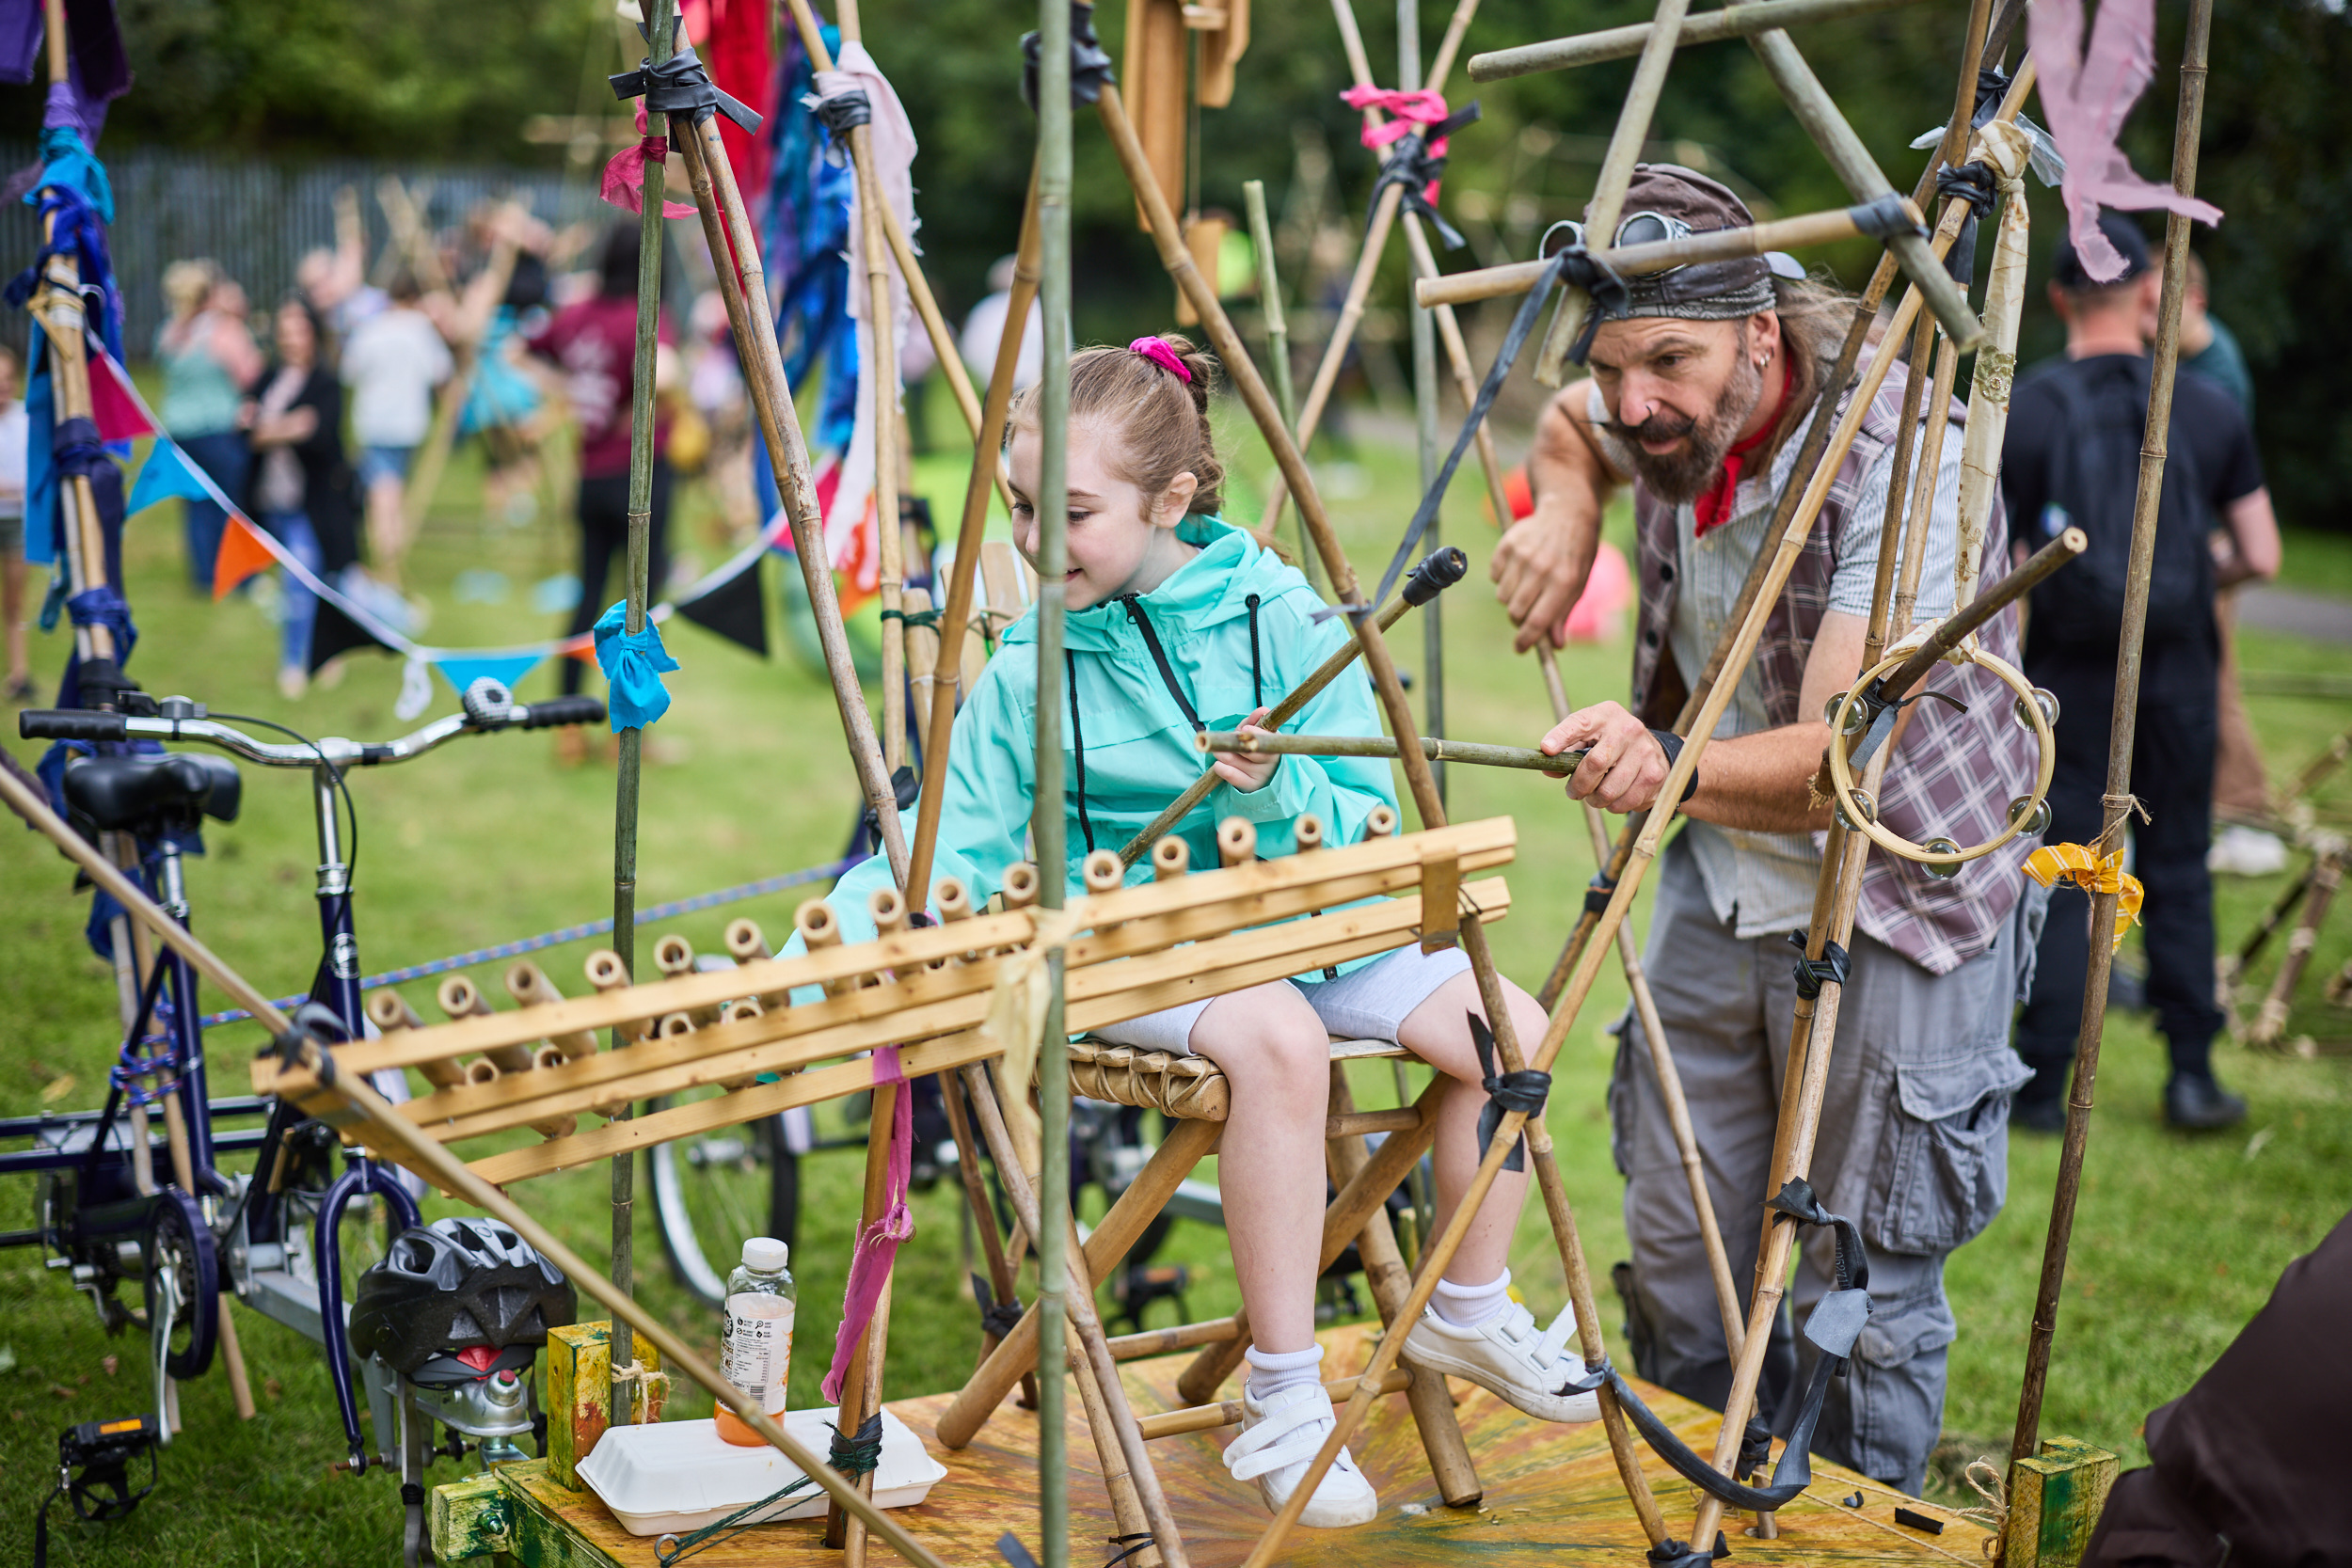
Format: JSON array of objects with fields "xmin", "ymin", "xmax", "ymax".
[
  {"xmin": 1606, "ymin": 1012, "xmax": 1636, "ymax": 1180},
  {"xmin": 1867, "ymin": 1045, "xmax": 2031, "ymax": 1255}
]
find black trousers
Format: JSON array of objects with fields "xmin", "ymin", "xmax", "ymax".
[
  {"xmin": 2015, "ymin": 635, "xmax": 2223, "ymax": 1098},
  {"xmin": 562, "ymin": 463, "xmax": 673, "ymax": 697}
]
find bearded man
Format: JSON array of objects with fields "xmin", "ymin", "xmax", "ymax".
[{"xmin": 1499, "ymin": 166, "xmax": 2046, "ymax": 1495}]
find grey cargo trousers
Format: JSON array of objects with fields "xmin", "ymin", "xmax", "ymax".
[{"xmin": 1609, "ymin": 833, "xmax": 2040, "ymax": 1494}]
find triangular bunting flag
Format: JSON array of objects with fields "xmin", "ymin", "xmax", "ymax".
[
  {"xmin": 212, "ymin": 515, "xmax": 280, "ymax": 603},
  {"xmin": 675, "ymin": 554, "xmax": 770, "ymax": 658},
  {"xmin": 126, "ymin": 439, "xmax": 215, "ymax": 515},
  {"xmin": 432, "ymin": 653, "xmax": 546, "ymax": 699},
  {"xmin": 308, "ymin": 593, "xmax": 398, "ymax": 675},
  {"xmin": 87, "ymin": 355, "xmax": 155, "ymax": 443}
]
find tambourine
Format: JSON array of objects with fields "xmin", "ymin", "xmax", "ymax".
[{"xmin": 1822, "ymin": 630, "xmax": 2058, "ymax": 879}]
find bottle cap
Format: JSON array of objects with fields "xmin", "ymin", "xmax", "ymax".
[{"xmin": 741, "ymin": 1237, "xmax": 790, "ymax": 1272}]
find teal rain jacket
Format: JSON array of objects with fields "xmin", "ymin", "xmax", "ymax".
[{"xmin": 809, "ymin": 515, "xmax": 1399, "ymax": 980}]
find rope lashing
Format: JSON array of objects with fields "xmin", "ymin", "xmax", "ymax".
[
  {"xmin": 1343, "ymin": 85, "xmax": 1481, "ymax": 251},
  {"xmin": 1934, "ymin": 162, "xmax": 1999, "ymax": 283},
  {"xmin": 593, "ymin": 599, "xmax": 680, "ymax": 733},
  {"xmin": 605, "ymin": 25, "xmax": 761, "ymax": 220},
  {"xmin": 1019, "ymin": 4, "xmax": 1116, "ymax": 115},
  {"xmin": 1788, "ymin": 933, "xmax": 1851, "ymax": 1001},
  {"xmin": 1469, "ymin": 1013, "xmax": 1548, "ymax": 1174},
  {"xmin": 827, "ymin": 1412, "xmax": 886, "ymax": 1477},
  {"xmin": 1360, "ymin": 242, "xmax": 1623, "ymax": 612},
  {"xmin": 970, "ymin": 1273, "xmax": 1026, "ymax": 1342},
  {"xmin": 878, "ymin": 606, "xmax": 941, "ymax": 629}
]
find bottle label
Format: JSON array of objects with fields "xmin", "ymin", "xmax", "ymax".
[{"xmin": 721, "ymin": 1294, "xmax": 795, "ymax": 1417}]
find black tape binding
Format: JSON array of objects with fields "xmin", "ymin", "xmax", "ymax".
[
  {"xmin": 1469, "ymin": 1014, "xmax": 1548, "ymax": 1175},
  {"xmin": 1021, "ymin": 2, "xmax": 1116, "ymax": 114},
  {"xmin": 1788, "ymin": 933, "xmax": 1851, "ymax": 1002}
]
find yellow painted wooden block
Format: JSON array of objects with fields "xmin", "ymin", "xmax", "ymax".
[
  {"xmin": 428, "ymin": 1469, "xmax": 511, "ymax": 1562},
  {"xmin": 546, "ymin": 1321, "xmax": 668, "ymax": 1491},
  {"xmin": 2002, "ymin": 1435, "xmax": 2120, "ymax": 1568}
]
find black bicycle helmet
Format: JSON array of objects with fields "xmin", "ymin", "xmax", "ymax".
[{"xmin": 349, "ymin": 1218, "xmax": 576, "ymax": 1382}]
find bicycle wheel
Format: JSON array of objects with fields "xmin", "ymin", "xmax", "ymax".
[
  {"xmin": 648, "ymin": 1098, "xmax": 798, "ymax": 1307},
  {"xmin": 145, "ymin": 1191, "xmax": 219, "ymax": 1380}
]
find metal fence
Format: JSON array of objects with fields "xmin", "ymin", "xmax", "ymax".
[{"xmin": 0, "ymin": 143, "xmax": 609, "ymax": 357}]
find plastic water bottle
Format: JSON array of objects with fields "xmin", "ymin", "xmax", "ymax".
[{"xmin": 714, "ymin": 1237, "xmax": 796, "ymax": 1446}]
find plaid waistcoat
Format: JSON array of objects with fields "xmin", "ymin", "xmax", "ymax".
[{"xmin": 1629, "ymin": 361, "xmax": 2041, "ymax": 976}]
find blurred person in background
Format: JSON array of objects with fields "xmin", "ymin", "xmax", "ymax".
[
  {"xmin": 2002, "ymin": 214, "xmax": 2280, "ymax": 1133},
  {"xmin": 526, "ymin": 220, "xmax": 674, "ymax": 766},
  {"xmin": 155, "ymin": 259, "xmax": 262, "ymax": 592},
  {"xmin": 0, "ymin": 342, "xmax": 30, "ymax": 701},
  {"xmin": 341, "ymin": 267, "xmax": 452, "ymax": 585},
  {"xmin": 2161, "ymin": 252, "xmax": 2285, "ymax": 879},
  {"xmin": 242, "ymin": 297, "xmax": 358, "ymax": 701},
  {"xmin": 296, "ymin": 186, "xmax": 389, "ymax": 341},
  {"xmin": 957, "ymin": 254, "xmax": 1040, "ymax": 393}
]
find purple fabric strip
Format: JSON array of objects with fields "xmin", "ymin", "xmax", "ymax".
[{"xmin": 821, "ymin": 1045, "xmax": 916, "ymax": 1403}]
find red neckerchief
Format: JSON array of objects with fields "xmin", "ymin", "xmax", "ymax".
[{"xmin": 1692, "ymin": 356, "xmax": 1795, "ymax": 538}]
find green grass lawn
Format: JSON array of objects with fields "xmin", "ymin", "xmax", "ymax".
[{"xmin": 3, "ymin": 379, "xmax": 2349, "ymax": 1560}]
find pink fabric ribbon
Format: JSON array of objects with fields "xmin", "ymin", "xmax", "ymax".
[
  {"xmin": 1127, "ymin": 336, "xmax": 1191, "ymax": 382},
  {"xmin": 821, "ymin": 1046, "xmax": 916, "ymax": 1403},
  {"xmin": 600, "ymin": 103, "xmax": 697, "ymax": 219},
  {"xmin": 1342, "ymin": 85, "xmax": 1454, "ymax": 155},
  {"xmin": 2027, "ymin": 0, "xmax": 2221, "ymax": 283}
]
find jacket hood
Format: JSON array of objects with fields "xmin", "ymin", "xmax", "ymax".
[{"xmin": 1001, "ymin": 515, "xmax": 1311, "ymax": 652}]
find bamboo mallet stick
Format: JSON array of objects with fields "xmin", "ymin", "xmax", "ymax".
[
  {"xmin": 1470, "ymin": 0, "xmax": 1932, "ymax": 80},
  {"xmin": 1197, "ymin": 729, "xmax": 1581, "ymax": 775}
]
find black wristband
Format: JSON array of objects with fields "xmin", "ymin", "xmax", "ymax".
[{"xmin": 1648, "ymin": 728, "xmax": 1700, "ymax": 805}]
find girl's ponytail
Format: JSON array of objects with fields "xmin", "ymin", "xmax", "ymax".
[{"xmin": 1007, "ymin": 332, "xmax": 1225, "ymax": 516}]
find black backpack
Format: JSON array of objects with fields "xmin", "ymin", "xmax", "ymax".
[{"xmin": 2026, "ymin": 355, "xmax": 2214, "ymax": 650}]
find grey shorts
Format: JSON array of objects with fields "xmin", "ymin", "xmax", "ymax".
[
  {"xmin": 0, "ymin": 509, "xmax": 22, "ymax": 559},
  {"xmin": 1089, "ymin": 942, "xmax": 1471, "ymax": 1055}
]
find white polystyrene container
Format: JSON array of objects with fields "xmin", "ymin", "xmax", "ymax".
[{"xmin": 576, "ymin": 1406, "xmax": 947, "ymax": 1537}]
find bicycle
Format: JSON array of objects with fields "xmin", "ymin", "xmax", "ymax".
[{"xmin": 5, "ymin": 678, "xmax": 602, "ymax": 1560}]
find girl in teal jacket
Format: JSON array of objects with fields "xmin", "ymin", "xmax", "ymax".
[{"xmin": 816, "ymin": 337, "xmax": 1594, "ymax": 1527}]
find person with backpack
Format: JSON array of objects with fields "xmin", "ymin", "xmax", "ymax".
[{"xmin": 2001, "ymin": 212, "xmax": 2280, "ymax": 1132}]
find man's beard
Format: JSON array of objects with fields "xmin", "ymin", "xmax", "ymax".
[{"xmin": 1618, "ymin": 352, "xmax": 1767, "ymax": 505}]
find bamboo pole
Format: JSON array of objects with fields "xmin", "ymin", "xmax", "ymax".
[
  {"xmin": 672, "ymin": 119, "xmax": 909, "ymax": 885},
  {"xmin": 1470, "ymin": 0, "xmax": 1932, "ymax": 81},
  {"xmin": 824, "ymin": 1077, "xmax": 897, "ymax": 1557},
  {"xmin": 1416, "ymin": 199, "xmax": 1927, "ymax": 308},
  {"xmin": 1035, "ymin": 5, "xmax": 1075, "ymax": 1561},
  {"xmin": 1401, "ymin": 0, "xmax": 1448, "ymax": 811},
  {"xmin": 604, "ymin": 0, "xmax": 675, "ymax": 1435},
  {"xmin": 904, "ymin": 166, "xmax": 1042, "ymax": 911},
  {"xmin": 2010, "ymin": 0, "xmax": 2215, "ymax": 1477},
  {"xmin": 1240, "ymin": 178, "xmax": 1311, "ymax": 582},
  {"xmin": 938, "ymin": 1069, "xmax": 1040, "ymax": 1407},
  {"xmin": 1097, "ymin": 74, "xmax": 1673, "ymax": 1565},
  {"xmin": 1530, "ymin": 0, "xmax": 1698, "ymax": 386},
  {"xmin": 1197, "ymin": 729, "xmax": 1579, "ymax": 774}
]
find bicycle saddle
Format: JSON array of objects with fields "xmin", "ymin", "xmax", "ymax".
[{"xmin": 62, "ymin": 752, "xmax": 242, "ymax": 832}]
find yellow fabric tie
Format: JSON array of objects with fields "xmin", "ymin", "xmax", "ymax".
[{"xmin": 2023, "ymin": 843, "xmax": 2145, "ymax": 952}]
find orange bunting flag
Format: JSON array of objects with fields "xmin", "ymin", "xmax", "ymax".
[
  {"xmin": 212, "ymin": 515, "xmax": 281, "ymax": 603},
  {"xmin": 2023, "ymin": 843, "xmax": 2146, "ymax": 952}
]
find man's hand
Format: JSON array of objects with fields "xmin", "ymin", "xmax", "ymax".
[
  {"xmin": 1209, "ymin": 707, "xmax": 1280, "ymax": 793},
  {"xmin": 1491, "ymin": 512, "xmax": 1587, "ymax": 653},
  {"xmin": 1541, "ymin": 701, "xmax": 1670, "ymax": 814}
]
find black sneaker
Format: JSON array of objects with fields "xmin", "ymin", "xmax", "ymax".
[
  {"xmin": 2011, "ymin": 1094, "xmax": 2067, "ymax": 1134},
  {"xmin": 2165, "ymin": 1073, "xmax": 2248, "ymax": 1131}
]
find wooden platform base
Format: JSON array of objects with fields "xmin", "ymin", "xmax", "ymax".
[{"xmin": 434, "ymin": 1325, "xmax": 1989, "ymax": 1565}]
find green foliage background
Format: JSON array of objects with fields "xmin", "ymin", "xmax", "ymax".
[{"xmin": 0, "ymin": 0, "xmax": 2336, "ymax": 519}]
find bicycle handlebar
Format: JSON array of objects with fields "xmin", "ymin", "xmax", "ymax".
[{"xmin": 18, "ymin": 691, "xmax": 605, "ymax": 770}]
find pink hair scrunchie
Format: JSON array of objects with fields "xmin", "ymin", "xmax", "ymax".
[{"xmin": 1127, "ymin": 337, "xmax": 1191, "ymax": 383}]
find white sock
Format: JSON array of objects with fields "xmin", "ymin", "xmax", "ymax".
[
  {"xmin": 1432, "ymin": 1267, "xmax": 1513, "ymax": 1330},
  {"xmin": 1245, "ymin": 1342, "xmax": 1326, "ymax": 1402}
]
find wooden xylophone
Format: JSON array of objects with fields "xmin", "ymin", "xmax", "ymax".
[{"xmin": 255, "ymin": 815, "xmax": 1517, "ymax": 1191}]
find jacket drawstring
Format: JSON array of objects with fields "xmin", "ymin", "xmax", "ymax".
[
  {"xmin": 1118, "ymin": 596, "xmax": 1206, "ymax": 733},
  {"xmin": 1066, "ymin": 647, "xmax": 1096, "ymax": 855},
  {"xmin": 1245, "ymin": 594, "xmax": 1263, "ymax": 711}
]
